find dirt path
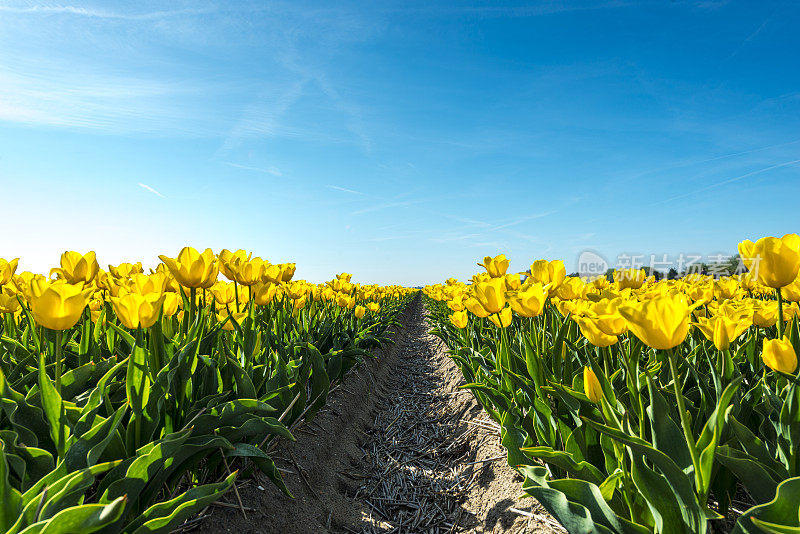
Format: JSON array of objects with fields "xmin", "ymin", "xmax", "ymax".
[{"xmin": 197, "ymin": 294, "xmax": 558, "ymax": 533}]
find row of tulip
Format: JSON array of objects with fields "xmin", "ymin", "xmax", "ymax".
[
  {"xmin": 0, "ymin": 249, "xmax": 413, "ymax": 533},
  {"xmin": 425, "ymin": 234, "xmax": 800, "ymax": 534}
]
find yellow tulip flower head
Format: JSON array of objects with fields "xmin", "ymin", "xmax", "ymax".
[
  {"xmin": 280, "ymin": 263, "xmax": 297, "ymax": 282},
  {"xmin": 449, "ymin": 310, "xmax": 468, "ymax": 328},
  {"xmin": 464, "ymin": 297, "xmax": 492, "ymax": 318},
  {"xmin": 209, "ymin": 281, "xmax": 236, "ymax": 305},
  {"xmin": 158, "ymin": 247, "xmax": 218, "ymax": 289},
  {"xmin": 162, "ymin": 292, "xmax": 181, "ymax": 317},
  {"xmin": 367, "ymin": 302, "xmax": 380, "ymax": 312},
  {"xmin": 694, "ymin": 314, "xmax": 751, "ymax": 352},
  {"xmin": 472, "ymin": 278, "xmax": 507, "ymax": 314},
  {"xmin": 218, "ymin": 309, "xmax": 247, "ymax": 331},
  {"xmin": 587, "ymin": 299, "xmax": 627, "ymax": 336},
  {"xmin": 583, "ymin": 366, "xmax": 603, "ymax": 403},
  {"xmin": 556, "ymin": 277, "xmax": 585, "ymax": 301},
  {"xmin": 478, "ymin": 254, "xmax": 510, "ymax": 278},
  {"xmin": 782, "ymin": 275, "xmax": 800, "ymax": 302},
  {"xmin": 218, "ymin": 249, "xmax": 252, "ymax": 281},
  {"xmin": 108, "ymin": 262, "xmax": 144, "ymax": 280},
  {"xmin": 253, "ymin": 282, "xmax": 277, "ymax": 306},
  {"xmin": 59, "ymin": 251, "xmax": 99, "ymax": 284},
  {"xmin": 231, "ymin": 257, "xmax": 266, "ymax": 286},
  {"xmin": 618, "ymin": 294, "xmax": 693, "ymax": 350},
  {"xmin": 614, "ymin": 268, "xmax": 646, "ymax": 290},
  {"xmin": 762, "ymin": 336, "xmax": 797, "ymax": 374},
  {"xmin": 506, "ymin": 282, "xmax": 548, "ymax": 318},
  {"xmin": 530, "ymin": 259, "xmax": 566, "ymax": 293},
  {"xmin": 110, "ymin": 292, "xmax": 166, "ymax": 329},
  {"xmin": 29, "ymin": 279, "xmax": 93, "ymax": 331},
  {"xmin": 0, "ymin": 258, "xmax": 20, "ymax": 285},
  {"xmin": 488, "ymin": 306, "xmax": 513, "ymax": 328},
  {"xmin": 128, "ymin": 272, "xmax": 167, "ymax": 296},
  {"xmin": 738, "ymin": 234, "xmax": 800, "ymax": 289},
  {"xmin": 0, "ymin": 286, "xmax": 20, "ymax": 314},
  {"xmin": 576, "ymin": 316, "xmax": 619, "ymax": 347},
  {"xmin": 354, "ymin": 305, "xmax": 366, "ymax": 319}
]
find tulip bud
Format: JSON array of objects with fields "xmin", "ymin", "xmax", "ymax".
[
  {"xmin": 449, "ymin": 310, "xmax": 468, "ymax": 329},
  {"xmin": 584, "ymin": 367, "xmax": 603, "ymax": 403},
  {"xmin": 29, "ymin": 279, "xmax": 93, "ymax": 331}
]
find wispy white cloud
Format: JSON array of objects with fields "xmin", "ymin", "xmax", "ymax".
[
  {"xmin": 138, "ymin": 182, "xmax": 165, "ymax": 197},
  {"xmin": 0, "ymin": 4, "xmax": 212, "ymax": 20},
  {"xmin": 225, "ymin": 162, "xmax": 283, "ymax": 177},
  {"xmin": 327, "ymin": 185, "xmax": 367, "ymax": 195}
]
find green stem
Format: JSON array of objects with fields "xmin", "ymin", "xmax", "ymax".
[
  {"xmin": 667, "ymin": 349, "xmax": 704, "ymax": 500},
  {"xmin": 777, "ymin": 288, "xmax": 785, "ymax": 339},
  {"xmin": 234, "ymin": 280, "xmax": 240, "ymax": 313},
  {"xmin": 190, "ymin": 287, "xmax": 196, "ymax": 328},
  {"xmin": 54, "ymin": 329, "xmax": 63, "ymax": 395}
]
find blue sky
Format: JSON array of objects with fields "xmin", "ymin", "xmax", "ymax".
[{"xmin": 1, "ymin": 0, "xmax": 798, "ymax": 286}]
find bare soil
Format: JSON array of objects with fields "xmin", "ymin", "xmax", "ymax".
[{"xmin": 194, "ymin": 294, "xmax": 558, "ymax": 533}]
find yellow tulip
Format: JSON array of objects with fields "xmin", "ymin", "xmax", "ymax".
[
  {"xmin": 782, "ymin": 275, "xmax": 800, "ymax": 302},
  {"xmin": 750, "ymin": 300, "xmax": 779, "ymax": 328},
  {"xmin": 233, "ymin": 257, "xmax": 267, "ymax": 286},
  {"xmin": 0, "ymin": 258, "xmax": 20, "ymax": 285},
  {"xmin": 280, "ymin": 263, "xmax": 297, "ymax": 282},
  {"xmin": 587, "ymin": 299, "xmax": 627, "ymax": 336},
  {"xmin": 577, "ymin": 316, "xmax": 618, "ymax": 347},
  {"xmin": 504, "ymin": 273, "xmax": 522, "ymax": 291},
  {"xmin": 556, "ymin": 277, "xmax": 585, "ymax": 300},
  {"xmin": 488, "ymin": 306, "xmax": 513, "ymax": 328},
  {"xmin": 506, "ymin": 282, "xmax": 548, "ymax": 318},
  {"xmin": 473, "ymin": 278, "xmax": 507, "ymax": 314},
  {"xmin": 465, "ymin": 297, "xmax": 492, "ymax": 318},
  {"xmin": 618, "ymin": 295, "xmax": 692, "ymax": 350},
  {"xmin": 29, "ymin": 279, "xmax": 93, "ymax": 331},
  {"xmin": 354, "ymin": 305, "xmax": 366, "ymax": 319},
  {"xmin": 367, "ymin": 302, "xmax": 380, "ymax": 312},
  {"xmin": 614, "ymin": 268, "xmax": 646, "ymax": 290},
  {"xmin": 218, "ymin": 249, "xmax": 252, "ymax": 281},
  {"xmin": 583, "ymin": 366, "xmax": 603, "ymax": 403},
  {"xmin": 162, "ymin": 292, "xmax": 181, "ymax": 317},
  {"xmin": 762, "ymin": 336, "xmax": 797, "ymax": 374},
  {"xmin": 209, "ymin": 281, "xmax": 236, "ymax": 305},
  {"xmin": 252, "ymin": 282, "xmax": 277, "ymax": 306},
  {"xmin": 530, "ymin": 259, "xmax": 566, "ymax": 293},
  {"xmin": 694, "ymin": 314, "xmax": 751, "ymax": 351},
  {"xmin": 158, "ymin": 247, "xmax": 218, "ymax": 289},
  {"xmin": 110, "ymin": 293, "xmax": 166, "ymax": 329},
  {"xmin": 0, "ymin": 286, "xmax": 20, "ymax": 314},
  {"xmin": 478, "ymin": 254, "xmax": 509, "ymax": 278},
  {"xmin": 450, "ymin": 310, "xmax": 468, "ymax": 328},
  {"xmin": 59, "ymin": 251, "xmax": 99, "ymax": 284},
  {"xmin": 108, "ymin": 262, "xmax": 144, "ymax": 279},
  {"xmin": 127, "ymin": 272, "xmax": 167, "ymax": 296},
  {"xmin": 738, "ymin": 234, "xmax": 800, "ymax": 289}
]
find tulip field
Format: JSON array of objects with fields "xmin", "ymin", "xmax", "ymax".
[
  {"xmin": 1, "ymin": 236, "xmax": 800, "ymax": 534},
  {"xmin": 0, "ymin": 249, "xmax": 412, "ymax": 533},
  {"xmin": 425, "ymin": 235, "xmax": 800, "ymax": 534}
]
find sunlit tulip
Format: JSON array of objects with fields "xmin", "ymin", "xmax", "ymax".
[
  {"xmin": 738, "ymin": 234, "xmax": 800, "ymax": 289},
  {"xmin": 209, "ymin": 281, "xmax": 236, "ymax": 305},
  {"xmin": 218, "ymin": 310, "xmax": 247, "ymax": 331},
  {"xmin": 587, "ymin": 299, "xmax": 627, "ymax": 336},
  {"xmin": 450, "ymin": 310, "xmax": 468, "ymax": 329},
  {"xmin": 29, "ymin": 279, "xmax": 93, "ymax": 330},
  {"xmin": 506, "ymin": 283, "xmax": 548, "ymax": 318},
  {"xmin": 108, "ymin": 262, "xmax": 144, "ymax": 279},
  {"xmin": 762, "ymin": 336, "xmax": 797, "ymax": 374},
  {"xmin": 614, "ymin": 269, "xmax": 646, "ymax": 290},
  {"xmin": 473, "ymin": 278, "xmax": 507, "ymax": 314},
  {"xmin": 782, "ymin": 275, "xmax": 800, "ymax": 302},
  {"xmin": 59, "ymin": 251, "xmax": 99, "ymax": 284},
  {"xmin": 367, "ymin": 302, "xmax": 380, "ymax": 312},
  {"xmin": 530, "ymin": 259, "xmax": 566, "ymax": 293},
  {"xmin": 0, "ymin": 286, "xmax": 20, "ymax": 314},
  {"xmin": 577, "ymin": 316, "xmax": 618, "ymax": 347},
  {"xmin": 465, "ymin": 297, "xmax": 492, "ymax": 318},
  {"xmin": 488, "ymin": 306, "xmax": 513, "ymax": 328},
  {"xmin": 504, "ymin": 273, "xmax": 522, "ymax": 291},
  {"xmin": 354, "ymin": 305, "xmax": 366, "ymax": 319},
  {"xmin": 162, "ymin": 292, "xmax": 181, "ymax": 317},
  {"xmin": 479, "ymin": 254, "xmax": 509, "ymax": 278},
  {"xmin": 556, "ymin": 277, "xmax": 585, "ymax": 300},
  {"xmin": 583, "ymin": 367, "xmax": 603, "ymax": 403},
  {"xmin": 232, "ymin": 257, "xmax": 268, "ymax": 286},
  {"xmin": 110, "ymin": 293, "xmax": 166, "ymax": 329},
  {"xmin": 252, "ymin": 282, "xmax": 277, "ymax": 306},
  {"xmin": 158, "ymin": 247, "xmax": 218, "ymax": 289},
  {"xmin": 694, "ymin": 314, "xmax": 751, "ymax": 352},
  {"xmin": 0, "ymin": 258, "xmax": 19, "ymax": 285},
  {"xmin": 128, "ymin": 272, "xmax": 167, "ymax": 297},
  {"xmin": 750, "ymin": 300, "xmax": 779, "ymax": 328},
  {"xmin": 280, "ymin": 263, "xmax": 297, "ymax": 282},
  {"xmin": 218, "ymin": 249, "xmax": 252, "ymax": 281},
  {"xmin": 618, "ymin": 294, "xmax": 693, "ymax": 350}
]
